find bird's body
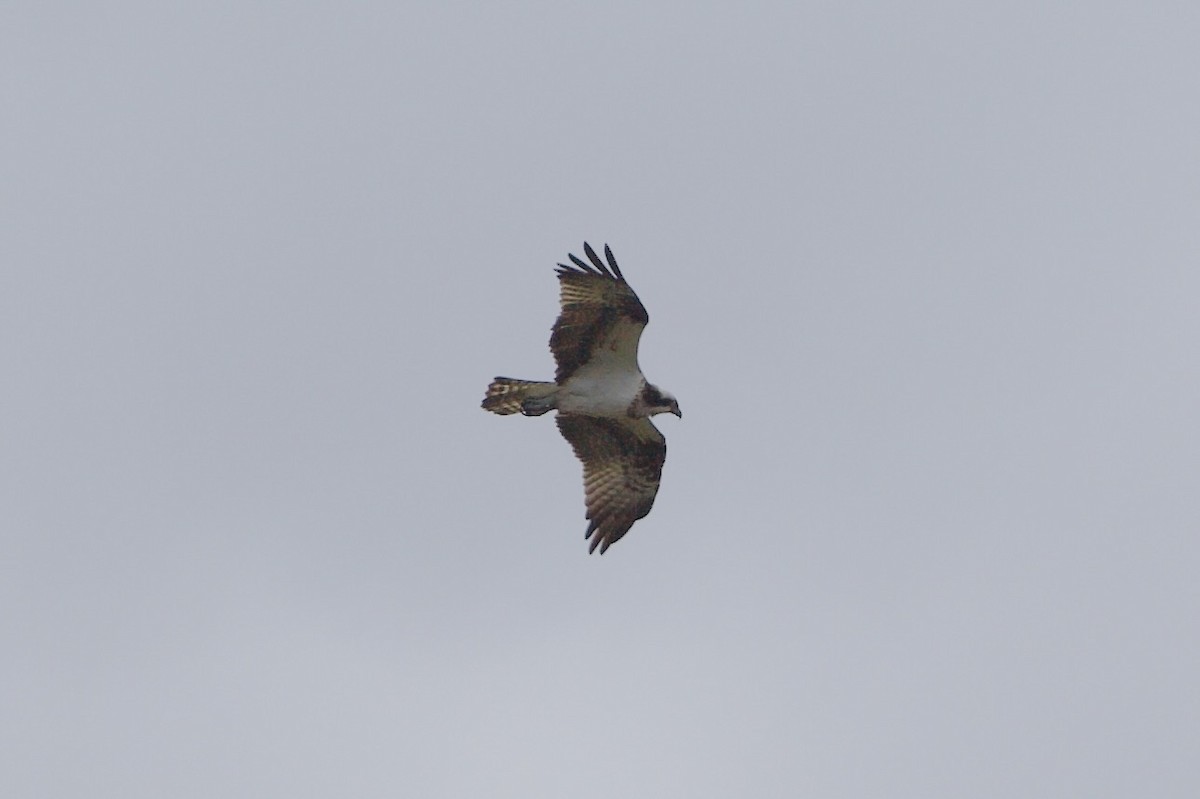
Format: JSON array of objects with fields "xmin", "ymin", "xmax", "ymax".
[
  {"xmin": 555, "ymin": 366, "xmax": 646, "ymax": 416},
  {"xmin": 481, "ymin": 243, "xmax": 681, "ymax": 554}
]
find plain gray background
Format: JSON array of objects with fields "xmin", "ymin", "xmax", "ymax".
[{"xmin": 4, "ymin": 2, "xmax": 1198, "ymax": 796}]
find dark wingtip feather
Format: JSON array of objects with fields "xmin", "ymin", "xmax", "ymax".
[
  {"xmin": 582, "ymin": 242, "xmax": 609, "ymax": 276},
  {"xmin": 558, "ymin": 243, "xmax": 626, "ymax": 283},
  {"xmin": 585, "ymin": 519, "xmax": 602, "ymax": 554},
  {"xmin": 567, "ymin": 252, "xmax": 601, "ymax": 275},
  {"xmin": 603, "ymin": 244, "xmax": 625, "ymax": 280}
]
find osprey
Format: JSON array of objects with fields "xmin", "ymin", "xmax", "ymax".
[{"xmin": 481, "ymin": 243, "xmax": 681, "ymax": 554}]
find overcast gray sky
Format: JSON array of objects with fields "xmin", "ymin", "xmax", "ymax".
[{"xmin": 4, "ymin": 2, "xmax": 1199, "ymax": 796}]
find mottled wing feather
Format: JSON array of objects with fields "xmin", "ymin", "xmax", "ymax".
[
  {"xmin": 555, "ymin": 414, "xmax": 667, "ymax": 554},
  {"xmin": 551, "ymin": 243, "xmax": 649, "ymax": 383}
]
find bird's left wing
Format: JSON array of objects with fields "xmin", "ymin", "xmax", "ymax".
[
  {"xmin": 555, "ymin": 413, "xmax": 667, "ymax": 554},
  {"xmin": 551, "ymin": 243, "xmax": 649, "ymax": 383}
]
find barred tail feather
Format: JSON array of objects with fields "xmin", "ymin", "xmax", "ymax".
[{"xmin": 481, "ymin": 377, "xmax": 558, "ymax": 416}]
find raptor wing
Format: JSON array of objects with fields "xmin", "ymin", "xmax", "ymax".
[
  {"xmin": 551, "ymin": 243, "xmax": 649, "ymax": 383},
  {"xmin": 555, "ymin": 413, "xmax": 667, "ymax": 554}
]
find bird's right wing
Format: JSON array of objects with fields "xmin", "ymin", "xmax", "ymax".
[{"xmin": 555, "ymin": 413, "xmax": 666, "ymax": 554}]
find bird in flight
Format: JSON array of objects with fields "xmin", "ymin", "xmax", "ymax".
[{"xmin": 482, "ymin": 243, "xmax": 681, "ymax": 554}]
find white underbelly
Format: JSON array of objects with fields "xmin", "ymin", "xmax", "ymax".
[{"xmin": 558, "ymin": 368, "xmax": 642, "ymax": 417}]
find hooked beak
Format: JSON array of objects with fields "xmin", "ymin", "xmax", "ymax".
[{"xmin": 671, "ymin": 406, "xmax": 683, "ymax": 418}]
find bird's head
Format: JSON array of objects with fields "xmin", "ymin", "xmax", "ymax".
[{"xmin": 643, "ymin": 384, "xmax": 682, "ymax": 418}]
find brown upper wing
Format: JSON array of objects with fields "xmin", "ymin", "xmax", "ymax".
[
  {"xmin": 550, "ymin": 243, "xmax": 649, "ymax": 383},
  {"xmin": 555, "ymin": 413, "xmax": 667, "ymax": 554}
]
